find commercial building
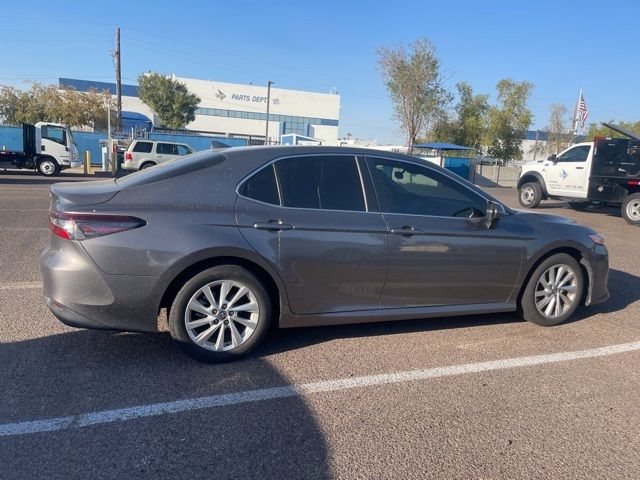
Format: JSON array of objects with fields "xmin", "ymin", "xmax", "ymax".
[{"xmin": 59, "ymin": 76, "xmax": 341, "ymax": 145}]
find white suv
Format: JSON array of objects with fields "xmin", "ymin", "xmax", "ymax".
[{"xmin": 123, "ymin": 140, "xmax": 194, "ymax": 171}]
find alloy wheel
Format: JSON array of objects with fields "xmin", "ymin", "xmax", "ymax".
[
  {"xmin": 184, "ymin": 280, "xmax": 260, "ymax": 352},
  {"xmin": 534, "ymin": 264, "xmax": 578, "ymax": 319}
]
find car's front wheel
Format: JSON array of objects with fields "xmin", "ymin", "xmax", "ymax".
[
  {"xmin": 518, "ymin": 182, "xmax": 542, "ymax": 208},
  {"xmin": 169, "ymin": 265, "xmax": 272, "ymax": 362},
  {"xmin": 520, "ymin": 253, "xmax": 584, "ymax": 326},
  {"xmin": 38, "ymin": 158, "xmax": 60, "ymax": 176}
]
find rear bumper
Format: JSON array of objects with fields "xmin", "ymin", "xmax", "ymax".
[{"xmin": 40, "ymin": 236, "xmax": 168, "ymax": 333}]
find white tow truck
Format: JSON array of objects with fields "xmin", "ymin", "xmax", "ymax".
[
  {"xmin": 0, "ymin": 122, "xmax": 79, "ymax": 176},
  {"xmin": 517, "ymin": 123, "xmax": 640, "ymax": 225}
]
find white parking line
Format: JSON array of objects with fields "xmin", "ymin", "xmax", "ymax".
[
  {"xmin": 0, "ymin": 282, "xmax": 42, "ymax": 291},
  {"xmin": 1, "ymin": 340, "xmax": 639, "ymax": 437}
]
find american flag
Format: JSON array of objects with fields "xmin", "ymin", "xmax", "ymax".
[{"xmin": 578, "ymin": 92, "xmax": 588, "ymax": 128}]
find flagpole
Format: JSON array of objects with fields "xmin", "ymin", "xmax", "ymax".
[{"xmin": 570, "ymin": 88, "xmax": 581, "ymax": 144}]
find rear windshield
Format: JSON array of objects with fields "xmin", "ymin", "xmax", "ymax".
[
  {"xmin": 132, "ymin": 141, "xmax": 153, "ymax": 153},
  {"xmin": 116, "ymin": 150, "xmax": 226, "ymax": 187}
]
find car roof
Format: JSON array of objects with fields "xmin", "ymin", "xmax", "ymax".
[{"xmin": 222, "ymin": 145, "xmax": 421, "ymax": 163}]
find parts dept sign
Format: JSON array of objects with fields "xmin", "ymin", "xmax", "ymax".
[{"xmin": 215, "ymin": 88, "xmax": 280, "ymax": 105}]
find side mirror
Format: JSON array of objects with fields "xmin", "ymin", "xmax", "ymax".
[
  {"xmin": 547, "ymin": 154, "xmax": 557, "ymax": 163},
  {"xmin": 485, "ymin": 201, "xmax": 503, "ymax": 229}
]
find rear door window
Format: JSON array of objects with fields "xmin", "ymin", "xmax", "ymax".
[
  {"xmin": 157, "ymin": 143, "xmax": 179, "ymax": 155},
  {"xmin": 177, "ymin": 145, "xmax": 193, "ymax": 156},
  {"xmin": 240, "ymin": 165, "xmax": 280, "ymax": 205},
  {"xmin": 132, "ymin": 141, "xmax": 153, "ymax": 153},
  {"xmin": 274, "ymin": 155, "xmax": 366, "ymax": 211}
]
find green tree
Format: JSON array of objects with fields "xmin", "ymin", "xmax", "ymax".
[
  {"xmin": 137, "ymin": 73, "xmax": 200, "ymax": 130},
  {"xmin": 377, "ymin": 37, "xmax": 451, "ymax": 149},
  {"xmin": 430, "ymin": 82, "xmax": 489, "ymax": 148},
  {"xmin": 484, "ymin": 79, "xmax": 534, "ymax": 160},
  {"xmin": 585, "ymin": 120, "xmax": 640, "ymax": 140},
  {"xmin": 0, "ymin": 82, "xmax": 114, "ymax": 129}
]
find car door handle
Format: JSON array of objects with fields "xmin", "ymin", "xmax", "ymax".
[
  {"xmin": 253, "ymin": 220, "xmax": 294, "ymax": 231},
  {"xmin": 575, "ymin": 166, "xmax": 584, "ymax": 170},
  {"xmin": 389, "ymin": 226, "xmax": 422, "ymax": 235}
]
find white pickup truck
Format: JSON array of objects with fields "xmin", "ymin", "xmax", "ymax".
[{"xmin": 517, "ymin": 125, "xmax": 640, "ymax": 225}]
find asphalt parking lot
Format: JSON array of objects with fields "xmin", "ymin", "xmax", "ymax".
[{"xmin": 1, "ymin": 171, "xmax": 639, "ymax": 479}]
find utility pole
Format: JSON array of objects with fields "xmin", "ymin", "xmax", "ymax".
[
  {"xmin": 114, "ymin": 26, "xmax": 122, "ymax": 131},
  {"xmin": 265, "ymin": 80, "xmax": 273, "ymax": 145}
]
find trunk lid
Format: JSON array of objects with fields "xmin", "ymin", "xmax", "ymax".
[{"xmin": 50, "ymin": 179, "xmax": 121, "ymax": 210}]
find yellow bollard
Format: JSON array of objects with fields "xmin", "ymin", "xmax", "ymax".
[{"xmin": 83, "ymin": 151, "xmax": 91, "ymax": 175}]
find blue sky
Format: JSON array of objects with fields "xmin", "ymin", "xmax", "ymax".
[{"xmin": 2, "ymin": 0, "xmax": 639, "ymax": 143}]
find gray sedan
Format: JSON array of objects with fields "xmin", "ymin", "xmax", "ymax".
[{"xmin": 41, "ymin": 146, "xmax": 609, "ymax": 362}]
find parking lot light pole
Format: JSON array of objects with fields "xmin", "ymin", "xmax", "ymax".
[{"xmin": 265, "ymin": 80, "xmax": 274, "ymax": 145}]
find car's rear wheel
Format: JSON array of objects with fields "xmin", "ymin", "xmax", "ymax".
[
  {"xmin": 518, "ymin": 182, "xmax": 542, "ymax": 208},
  {"xmin": 520, "ymin": 253, "xmax": 584, "ymax": 326},
  {"xmin": 168, "ymin": 265, "xmax": 272, "ymax": 362},
  {"xmin": 622, "ymin": 193, "xmax": 640, "ymax": 226},
  {"xmin": 139, "ymin": 162, "xmax": 156, "ymax": 170}
]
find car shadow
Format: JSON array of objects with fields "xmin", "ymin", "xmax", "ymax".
[
  {"xmin": 258, "ymin": 268, "xmax": 638, "ymax": 353},
  {"xmin": 532, "ymin": 201, "xmax": 624, "ymax": 219},
  {"xmin": 0, "ymin": 329, "xmax": 331, "ymax": 478}
]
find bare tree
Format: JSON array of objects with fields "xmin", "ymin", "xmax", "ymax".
[
  {"xmin": 547, "ymin": 104, "xmax": 569, "ymax": 154},
  {"xmin": 377, "ymin": 37, "xmax": 450, "ymax": 150}
]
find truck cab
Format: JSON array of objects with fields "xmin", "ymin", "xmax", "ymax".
[
  {"xmin": 37, "ymin": 122, "xmax": 79, "ymax": 172},
  {"xmin": 519, "ymin": 142, "xmax": 593, "ymax": 200},
  {"xmin": 518, "ymin": 128, "xmax": 640, "ymax": 225}
]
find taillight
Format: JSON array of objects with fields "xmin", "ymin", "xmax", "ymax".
[
  {"xmin": 49, "ymin": 211, "xmax": 146, "ymax": 241},
  {"xmin": 628, "ymin": 180, "xmax": 640, "ymax": 186},
  {"xmin": 125, "ymin": 152, "xmax": 133, "ymax": 161}
]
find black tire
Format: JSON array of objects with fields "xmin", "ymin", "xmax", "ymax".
[
  {"xmin": 621, "ymin": 193, "xmax": 640, "ymax": 226},
  {"xmin": 518, "ymin": 182, "xmax": 542, "ymax": 208},
  {"xmin": 568, "ymin": 201, "xmax": 590, "ymax": 211},
  {"xmin": 168, "ymin": 265, "xmax": 272, "ymax": 363},
  {"xmin": 139, "ymin": 162, "xmax": 156, "ymax": 170},
  {"xmin": 519, "ymin": 253, "xmax": 584, "ymax": 326},
  {"xmin": 37, "ymin": 158, "xmax": 60, "ymax": 176}
]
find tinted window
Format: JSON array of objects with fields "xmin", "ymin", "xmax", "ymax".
[
  {"xmin": 557, "ymin": 145, "xmax": 590, "ymax": 162},
  {"xmin": 368, "ymin": 157, "xmax": 486, "ymax": 217},
  {"xmin": 275, "ymin": 155, "xmax": 365, "ymax": 211},
  {"xmin": 132, "ymin": 141, "xmax": 153, "ymax": 153},
  {"xmin": 177, "ymin": 145, "xmax": 193, "ymax": 156},
  {"xmin": 241, "ymin": 165, "xmax": 280, "ymax": 205},
  {"xmin": 157, "ymin": 143, "xmax": 179, "ymax": 155}
]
